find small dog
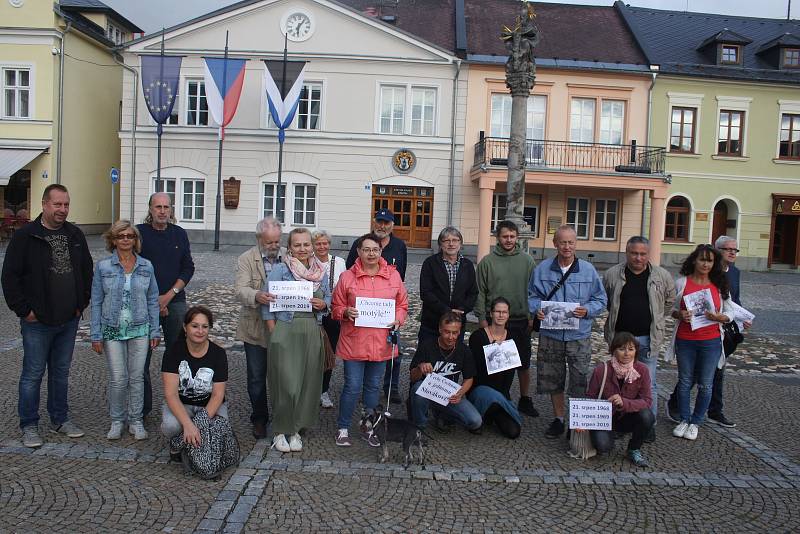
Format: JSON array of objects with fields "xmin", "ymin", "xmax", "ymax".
[{"xmin": 360, "ymin": 406, "xmax": 430, "ymax": 468}]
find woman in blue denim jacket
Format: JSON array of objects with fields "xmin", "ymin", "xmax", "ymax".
[{"xmin": 90, "ymin": 220, "xmax": 160, "ymax": 441}]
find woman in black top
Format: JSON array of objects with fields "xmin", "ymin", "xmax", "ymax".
[{"xmin": 467, "ymin": 297, "xmax": 522, "ymax": 439}]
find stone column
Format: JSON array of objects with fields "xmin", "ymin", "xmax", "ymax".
[
  {"xmin": 649, "ymin": 191, "xmax": 666, "ymax": 265},
  {"xmin": 477, "ymin": 182, "xmax": 495, "ymax": 261}
]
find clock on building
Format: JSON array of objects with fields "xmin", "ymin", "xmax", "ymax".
[{"xmin": 281, "ymin": 10, "xmax": 314, "ymax": 42}]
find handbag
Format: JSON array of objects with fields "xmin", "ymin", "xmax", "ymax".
[
  {"xmin": 533, "ymin": 260, "xmax": 578, "ymax": 332},
  {"xmin": 568, "ymin": 361, "xmax": 607, "ymax": 460},
  {"xmin": 722, "ymin": 320, "xmax": 744, "ymax": 357},
  {"xmin": 321, "ymin": 256, "xmax": 337, "ymax": 371},
  {"xmin": 169, "ymin": 409, "xmax": 240, "ymax": 480}
]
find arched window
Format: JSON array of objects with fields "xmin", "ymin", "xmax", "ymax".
[{"xmin": 665, "ymin": 196, "xmax": 690, "ymax": 242}]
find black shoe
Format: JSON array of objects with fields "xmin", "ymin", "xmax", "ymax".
[
  {"xmin": 545, "ymin": 418, "xmax": 565, "ymax": 439},
  {"xmin": 517, "ymin": 396, "xmax": 540, "ymax": 417},
  {"xmin": 665, "ymin": 403, "xmax": 680, "ymax": 424},
  {"xmin": 169, "ymin": 450, "xmax": 182, "ymax": 463},
  {"xmin": 707, "ymin": 413, "xmax": 736, "ymax": 428},
  {"xmin": 644, "ymin": 427, "xmax": 656, "ymax": 443},
  {"xmin": 433, "ymin": 416, "xmax": 451, "ymax": 433},
  {"xmin": 468, "ymin": 426, "xmax": 483, "ymax": 435},
  {"xmin": 252, "ymin": 421, "xmax": 267, "ymax": 439}
]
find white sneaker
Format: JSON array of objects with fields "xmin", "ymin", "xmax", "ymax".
[
  {"xmin": 129, "ymin": 421, "xmax": 148, "ymax": 440},
  {"xmin": 272, "ymin": 434, "xmax": 291, "ymax": 453},
  {"xmin": 684, "ymin": 424, "xmax": 699, "ymax": 441},
  {"xmin": 107, "ymin": 421, "xmax": 124, "ymax": 440},
  {"xmin": 289, "ymin": 433, "xmax": 303, "ymax": 452},
  {"xmin": 320, "ymin": 391, "xmax": 334, "ymax": 409},
  {"xmin": 673, "ymin": 421, "xmax": 690, "ymax": 438}
]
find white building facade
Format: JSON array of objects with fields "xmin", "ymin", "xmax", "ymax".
[{"xmin": 120, "ymin": 0, "xmax": 466, "ymax": 250}]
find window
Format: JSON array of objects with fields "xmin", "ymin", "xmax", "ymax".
[
  {"xmin": 491, "ymin": 193, "xmax": 538, "ymax": 234},
  {"xmin": 293, "ymin": 184, "xmax": 316, "ymax": 225},
  {"xmin": 411, "ymin": 87, "xmax": 436, "ymax": 136},
  {"xmin": 182, "ymin": 180, "xmax": 205, "ymax": 221},
  {"xmin": 720, "ymin": 45, "xmax": 740, "ymax": 65},
  {"xmin": 600, "ymin": 100, "xmax": 625, "ymax": 144},
  {"xmin": 106, "ymin": 22, "xmax": 125, "ymax": 45},
  {"xmin": 490, "ymin": 94, "xmax": 548, "ymax": 160},
  {"xmin": 570, "ymin": 98, "xmax": 595, "ymax": 143},
  {"xmin": 718, "ymin": 110, "xmax": 744, "ymax": 156},
  {"xmin": 593, "ymin": 199, "xmax": 617, "ymax": 240},
  {"xmin": 566, "ymin": 197, "xmax": 590, "ymax": 239},
  {"xmin": 152, "ymin": 177, "xmax": 176, "ymax": 207},
  {"xmin": 263, "ymin": 183, "xmax": 287, "ymax": 221},
  {"xmin": 784, "ymin": 49, "xmax": 800, "ymax": 68},
  {"xmin": 670, "ymin": 107, "xmax": 696, "ymax": 153},
  {"xmin": 665, "ymin": 196, "xmax": 690, "ymax": 242},
  {"xmin": 779, "ymin": 113, "xmax": 800, "ymax": 160},
  {"xmin": 297, "ymin": 83, "xmax": 322, "ymax": 130},
  {"xmin": 186, "ymin": 80, "xmax": 208, "ymax": 126},
  {"xmin": 166, "ymin": 94, "xmax": 179, "ymax": 125},
  {"xmin": 490, "ymin": 94, "xmax": 512, "ymax": 137},
  {"xmin": 379, "ymin": 85, "xmax": 405, "ymax": 134},
  {"xmin": 3, "ymin": 68, "xmax": 30, "ymax": 119}
]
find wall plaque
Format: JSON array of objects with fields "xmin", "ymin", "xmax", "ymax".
[{"xmin": 223, "ymin": 177, "xmax": 241, "ymax": 209}]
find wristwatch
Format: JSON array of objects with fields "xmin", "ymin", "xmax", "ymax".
[{"xmin": 171, "ymin": 287, "xmax": 180, "ymax": 295}]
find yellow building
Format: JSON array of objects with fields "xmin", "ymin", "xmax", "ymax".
[{"xmin": 0, "ymin": 0, "xmax": 141, "ymax": 232}]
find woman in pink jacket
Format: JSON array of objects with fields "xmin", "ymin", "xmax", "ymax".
[{"xmin": 332, "ymin": 233, "xmax": 408, "ymax": 447}]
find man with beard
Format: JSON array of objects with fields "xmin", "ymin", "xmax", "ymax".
[
  {"xmin": 235, "ymin": 217, "xmax": 284, "ymax": 438},
  {"xmin": 346, "ymin": 208, "xmax": 408, "ymax": 403}
]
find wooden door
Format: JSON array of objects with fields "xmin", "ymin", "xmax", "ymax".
[
  {"xmin": 712, "ymin": 200, "xmax": 728, "ymax": 245},
  {"xmin": 772, "ymin": 215, "xmax": 799, "ymax": 265},
  {"xmin": 372, "ymin": 185, "xmax": 434, "ymax": 248}
]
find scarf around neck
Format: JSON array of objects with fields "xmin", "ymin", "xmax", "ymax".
[
  {"xmin": 611, "ymin": 358, "xmax": 640, "ymax": 384},
  {"xmin": 284, "ymin": 254, "xmax": 325, "ymax": 291}
]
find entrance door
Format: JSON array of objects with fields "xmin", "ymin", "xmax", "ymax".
[
  {"xmin": 772, "ymin": 215, "xmax": 799, "ymax": 265},
  {"xmin": 372, "ymin": 185, "xmax": 434, "ymax": 248},
  {"xmin": 712, "ymin": 200, "xmax": 728, "ymax": 245}
]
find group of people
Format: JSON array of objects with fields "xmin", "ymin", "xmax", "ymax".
[{"xmin": 2, "ymin": 188, "xmax": 748, "ymax": 470}]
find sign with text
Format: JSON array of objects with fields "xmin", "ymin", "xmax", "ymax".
[
  {"xmin": 414, "ymin": 373, "xmax": 460, "ymax": 407},
  {"xmin": 729, "ymin": 301, "xmax": 755, "ymax": 332},
  {"xmin": 354, "ymin": 297, "xmax": 395, "ymax": 328},
  {"xmin": 268, "ymin": 281, "xmax": 313, "ymax": 312},
  {"xmin": 569, "ymin": 398, "xmax": 613, "ymax": 430}
]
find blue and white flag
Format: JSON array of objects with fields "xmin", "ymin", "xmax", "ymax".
[
  {"xmin": 140, "ymin": 54, "xmax": 182, "ymax": 135},
  {"xmin": 263, "ymin": 60, "xmax": 307, "ymax": 143}
]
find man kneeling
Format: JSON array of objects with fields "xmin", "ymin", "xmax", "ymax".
[{"xmin": 408, "ymin": 312, "xmax": 482, "ymax": 432}]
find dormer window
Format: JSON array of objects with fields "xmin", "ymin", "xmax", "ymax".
[
  {"xmin": 784, "ymin": 49, "xmax": 800, "ymax": 68},
  {"xmin": 721, "ymin": 45, "xmax": 741, "ymax": 65}
]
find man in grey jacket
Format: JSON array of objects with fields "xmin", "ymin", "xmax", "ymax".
[{"xmin": 603, "ymin": 236, "xmax": 675, "ymax": 442}]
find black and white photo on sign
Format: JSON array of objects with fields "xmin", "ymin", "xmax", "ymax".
[
  {"xmin": 482, "ymin": 339, "xmax": 522, "ymax": 375},
  {"xmin": 683, "ymin": 289, "xmax": 716, "ymax": 330},
  {"xmin": 178, "ymin": 360, "xmax": 214, "ymax": 402},
  {"xmin": 269, "ymin": 280, "xmax": 313, "ymax": 312},
  {"xmin": 354, "ymin": 297, "xmax": 395, "ymax": 328},
  {"xmin": 539, "ymin": 300, "xmax": 580, "ymax": 330}
]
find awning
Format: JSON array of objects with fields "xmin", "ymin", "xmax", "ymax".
[{"xmin": 0, "ymin": 148, "xmax": 46, "ymax": 186}]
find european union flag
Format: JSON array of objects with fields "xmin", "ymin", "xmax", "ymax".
[{"xmin": 140, "ymin": 55, "xmax": 182, "ymax": 135}]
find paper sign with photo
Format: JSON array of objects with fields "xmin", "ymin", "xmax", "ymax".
[
  {"xmin": 569, "ymin": 398, "xmax": 613, "ymax": 430},
  {"xmin": 483, "ymin": 339, "xmax": 522, "ymax": 375},
  {"xmin": 269, "ymin": 281, "xmax": 313, "ymax": 312},
  {"xmin": 683, "ymin": 289, "xmax": 716, "ymax": 330},
  {"xmin": 540, "ymin": 300, "xmax": 580, "ymax": 330},
  {"xmin": 354, "ymin": 297, "xmax": 395, "ymax": 328},
  {"xmin": 729, "ymin": 301, "xmax": 755, "ymax": 332},
  {"xmin": 414, "ymin": 373, "xmax": 461, "ymax": 407}
]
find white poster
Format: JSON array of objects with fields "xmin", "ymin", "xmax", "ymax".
[
  {"xmin": 729, "ymin": 301, "xmax": 755, "ymax": 332},
  {"xmin": 414, "ymin": 373, "xmax": 461, "ymax": 407},
  {"xmin": 483, "ymin": 339, "xmax": 522, "ymax": 375},
  {"xmin": 568, "ymin": 398, "xmax": 613, "ymax": 430},
  {"xmin": 540, "ymin": 301, "xmax": 580, "ymax": 330},
  {"xmin": 268, "ymin": 281, "xmax": 313, "ymax": 312},
  {"xmin": 354, "ymin": 297, "xmax": 395, "ymax": 328},
  {"xmin": 683, "ymin": 289, "xmax": 716, "ymax": 330}
]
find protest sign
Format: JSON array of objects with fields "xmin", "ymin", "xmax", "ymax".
[
  {"xmin": 729, "ymin": 301, "xmax": 755, "ymax": 332},
  {"xmin": 540, "ymin": 301, "xmax": 580, "ymax": 330},
  {"xmin": 414, "ymin": 373, "xmax": 461, "ymax": 406},
  {"xmin": 483, "ymin": 339, "xmax": 522, "ymax": 375},
  {"xmin": 269, "ymin": 281, "xmax": 313, "ymax": 312},
  {"xmin": 684, "ymin": 289, "xmax": 716, "ymax": 330},
  {"xmin": 354, "ymin": 297, "xmax": 395, "ymax": 328},
  {"xmin": 568, "ymin": 398, "xmax": 613, "ymax": 430}
]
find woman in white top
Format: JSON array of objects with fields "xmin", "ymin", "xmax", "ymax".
[{"xmin": 313, "ymin": 230, "xmax": 347, "ymax": 408}]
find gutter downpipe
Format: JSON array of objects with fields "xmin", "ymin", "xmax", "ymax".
[
  {"xmin": 447, "ymin": 58, "xmax": 462, "ymax": 226},
  {"xmin": 113, "ymin": 52, "xmax": 138, "ymax": 220},
  {"xmin": 642, "ymin": 68, "xmax": 657, "ymax": 236},
  {"xmin": 55, "ymin": 21, "xmax": 72, "ymax": 184}
]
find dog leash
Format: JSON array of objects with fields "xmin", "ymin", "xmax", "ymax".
[{"xmin": 385, "ymin": 329, "xmax": 399, "ymax": 416}]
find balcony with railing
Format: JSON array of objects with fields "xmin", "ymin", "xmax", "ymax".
[{"xmin": 473, "ymin": 136, "xmax": 667, "ymax": 176}]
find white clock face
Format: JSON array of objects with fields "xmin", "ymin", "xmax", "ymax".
[{"xmin": 284, "ymin": 12, "xmax": 313, "ymax": 42}]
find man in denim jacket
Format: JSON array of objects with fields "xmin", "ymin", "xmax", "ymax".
[{"xmin": 528, "ymin": 225, "xmax": 607, "ymax": 439}]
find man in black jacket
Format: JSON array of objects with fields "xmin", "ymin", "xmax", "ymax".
[
  {"xmin": 2, "ymin": 184, "xmax": 93, "ymax": 448},
  {"xmin": 419, "ymin": 227, "xmax": 477, "ymax": 343}
]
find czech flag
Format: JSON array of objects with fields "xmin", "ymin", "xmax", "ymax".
[{"xmin": 203, "ymin": 57, "xmax": 247, "ymax": 139}]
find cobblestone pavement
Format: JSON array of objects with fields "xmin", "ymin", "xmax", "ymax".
[{"xmin": 1, "ymin": 244, "xmax": 799, "ymax": 532}]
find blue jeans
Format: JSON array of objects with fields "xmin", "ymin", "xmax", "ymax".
[
  {"xmin": 676, "ymin": 338, "xmax": 720, "ymax": 425},
  {"xmin": 244, "ymin": 342, "xmax": 269, "ymax": 424},
  {"xmin": 634, "ymin": 335, "xmax": 657, "ymax": 419},
  {"xmin": 143, "ymin": 299, "xmax": 186, "ymax": 416},
  {"xmin": 409, "ymin": 380, "xmax": 482, "ymax": 430},
  {"xmin": 18, "ymin": 316, "xmax": 79, "ymax": 429},
  {"xmin": 105, "ymin": 336, "xmax": 149, "ymax": 423},
  {"xmin": 337, "ymin": 360, "xmax": 386, "ymax": 429}
]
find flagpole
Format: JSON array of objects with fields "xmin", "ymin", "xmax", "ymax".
[
  {"xmin": 214, "ymin": 30, "xmax": 229, "ymax": 251},
  {"xmin": 156, "ymin": 30, "xmax": 165, "ymax": 191},
  {"xmin": 276, "ymin": 32, "xmax": 288, "ymax": 224}
]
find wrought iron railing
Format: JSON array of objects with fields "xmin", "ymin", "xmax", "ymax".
[{"xmin": 473, "ymin": 137, "xmax": 666, "ymax": 175}]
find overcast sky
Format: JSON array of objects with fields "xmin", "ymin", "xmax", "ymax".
[{"xmin": 105, "ymin": 0, "xmax": 796, "ymax": 34}]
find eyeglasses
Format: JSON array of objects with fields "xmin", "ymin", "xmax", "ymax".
[
  {"xmin": 360, "ymin": 248, "xmax": 381, "ymax": 254},
  {"xmin": 719, "ymin": 247, "xmax": 740, "ymax": 253},
  {"xmin": 115, "ymin": 233, "xmax": 136, "ymax": 240}
]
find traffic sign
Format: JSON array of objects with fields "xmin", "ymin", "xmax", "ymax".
[{"xmin": 110, "ymin": 167, "xmax": 120, "ymax": 184}]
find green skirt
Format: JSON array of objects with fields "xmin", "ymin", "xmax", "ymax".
[{"xmin": 267, "ymin": 312, "xmax": 324, "ymax": 435}]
